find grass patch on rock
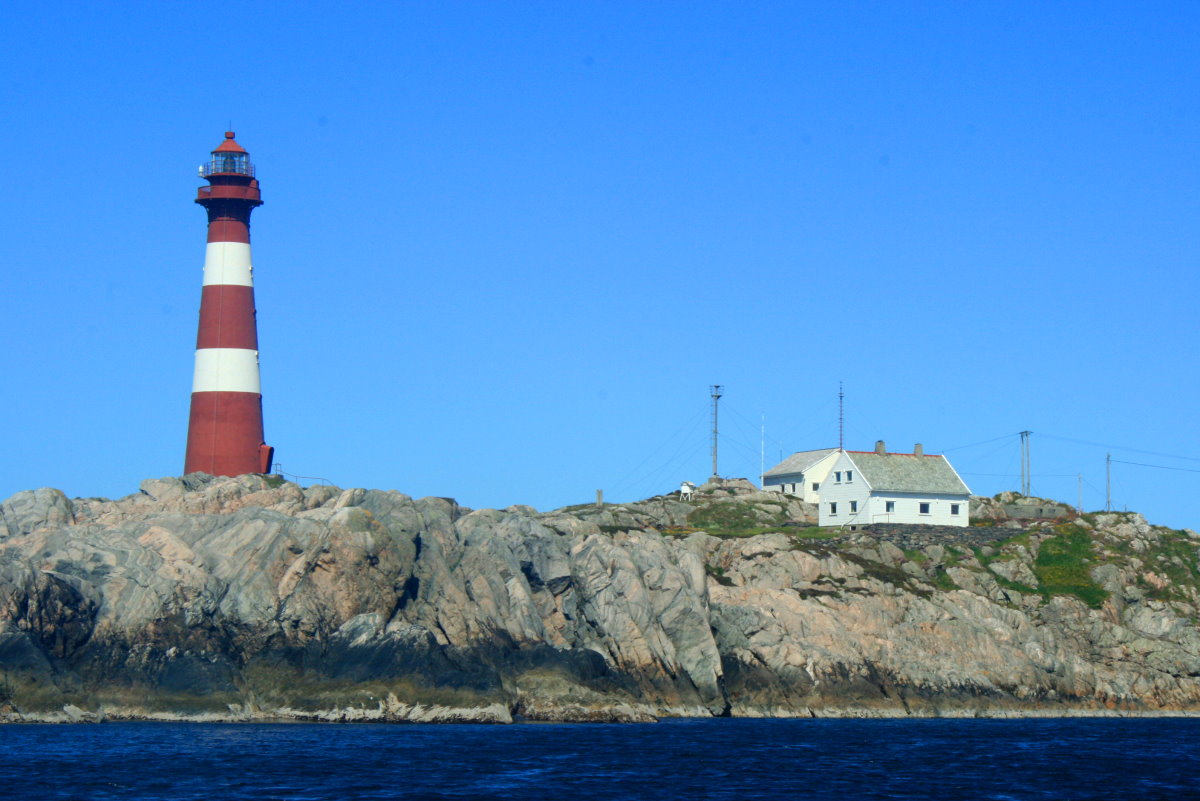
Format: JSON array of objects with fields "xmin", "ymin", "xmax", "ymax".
[
  {"xmin": 931, "ymin": 567, "xmax": 958, "ymax": 592},
  {"xmin": 791, "ymin": 527, "xmax": 838, "ymax": 541},
  {"xmin": 686, "ymin": 500, "xmax": 788, "ymax": 537},
  {"xmin": 1033, "ymin": 523, "xmax": 1109, "ymax": 609}
]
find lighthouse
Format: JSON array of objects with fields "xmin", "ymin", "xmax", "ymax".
[{"xmin": 184, "ymin": 132, "xmax": 274, "ymax": 476}]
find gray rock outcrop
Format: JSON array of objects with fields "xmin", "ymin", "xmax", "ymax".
[{"xmin": 0, "ymin": 476, "xmax": 1197, "ymax": 722}]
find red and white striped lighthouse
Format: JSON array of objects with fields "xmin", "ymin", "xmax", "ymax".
[{"xmin": 184, "ymin": 131, "xmax": 274, "ymax": 476}]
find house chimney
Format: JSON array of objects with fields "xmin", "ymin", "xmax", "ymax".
[
  {"xmin": 875, "ymin": 440, "xmax": 886, "ymax": 455},
  {"xmin": 914, "ymin": 443, "xmax": 924, "ymax": 457}
]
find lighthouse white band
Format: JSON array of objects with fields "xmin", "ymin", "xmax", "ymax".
[
  {"xmin": 192, "ymin": 348, "xmax": 261, "ymax": 393},
  {"xmin": 202, "ymin": 242, "xmax": 254, "ymax": 287}
]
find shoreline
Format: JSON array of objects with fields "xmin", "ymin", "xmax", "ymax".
[{"xmin": 6, "ymin": 705, "xmax": 1200, "ymax": 725}]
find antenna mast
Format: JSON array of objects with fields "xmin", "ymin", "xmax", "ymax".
[
  {"xmin": 1019, "ymin": 430, "xmax": 1032, "ymax": 496},
  {"xmin": 1106, "ymin": 452, "xmax": 1112, "ymax": 511},
  {"xmin": 838, "ymin": 382, "xmax": 844, "ymax": 450},
  {"xmin": 710, "ymin": 385, "xmax": 723, "ymax": 478},
  {"xmin": 760, "ymin": 414, "xmax": 765, "ymax": 488}
]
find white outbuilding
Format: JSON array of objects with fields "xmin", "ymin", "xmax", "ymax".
[
  {"xmin": 761, "ymin": 448, "xmax": 839, "ymax": 503},
  {"xmin": 817, "ymin": 441, "xmax": 971, "ymax": 528}
]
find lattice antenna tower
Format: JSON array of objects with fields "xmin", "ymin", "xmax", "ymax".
[
  {"xmin": 1019, "ymin": 430, "xmax": 1032, "ymax": 496},
  {"xmin": 710, "ymin": 385, "xmax": 723, "ymax": 478}
]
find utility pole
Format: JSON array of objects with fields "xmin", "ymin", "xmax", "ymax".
[
  {"xmin": 1105, "ymin": 453, "xmax": 1112, "ymax": 512},
  {"xmin": 1019, "ymin": 430, "xmax": 1032, "ymax": 496},
  {"xmin": 710, "ymin": 385, "xmax": 723, "ymax": 478},
  {"xmin": 1077, "ymin": 473, "xmax": 1082, "ymax": 514}
]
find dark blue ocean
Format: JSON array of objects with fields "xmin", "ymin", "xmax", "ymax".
[{"xmin": 1, "ymin": 718, "xmax": 1197, "ymax": 800}]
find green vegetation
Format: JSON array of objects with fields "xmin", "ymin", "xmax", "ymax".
[
  {"xmin": 931, "ymin": 567, "xmax": 958, "ymax": 592},
  {"xmin": 570, "ymin": 490, "xmax": 1195, "ymax": 611},
  {"xmin": 705, "ymin": 563, "xmax": 735, "ymax": 586},
  {"xmin": 991, "ymin": 573, "xmax": 1040, "ymax": 598},
  {"xmin": 970, "ymin": 531, "xmax": 1030, "ymax": 569},
  {"xmin": 686, "ymin": 501, "xmax": 788, "ymax": 537},
  {"xmin": 840, "ymin": 552, "xmax": 931, "ymax": 598},
  {"xmin": 1153, "ymin": 532, "xmax": 1200, "ymax": 589},
  {"xmin": 263, "ymin": 474, "xmax": 286, "ymax": 489},
  {"xmin": 980, "ymin": 537, "xmax": 1031, "ymax": 567},
  {"xmin": 1033, "ymin": 523, "xmax": 1110, "ymax": 609},
  {"xmin": 1095, "ymin": 522, "xmax": 1200, "ymax": 603},
  {"xmin": 791, "ymin": 527, "xmax": 839, "ymax": 541},
  {"xmin": 968, "ymin": 526, "xmax": 1108, "ymax": 608}
]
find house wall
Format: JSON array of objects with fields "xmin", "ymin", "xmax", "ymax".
[
  {"xmin": 763, "ymin": 474, "xmax": 804, "ymax": 496},
  {"xmin": 762, "ymin": 453, "xmax": 839, "ymax": 503},
  {"xmin": 816, "ymin": 452, "xmax": 871, "ymax": 526},
  {"xmin": 864, "ymin": 491, "xmax": 970, "ymax": 526},
  {"xmin": 815, "ymin": 452, "xmax": 970, "ymax": 527}
]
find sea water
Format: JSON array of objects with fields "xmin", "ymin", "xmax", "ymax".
[{"xmin": 1, "ymin": 717, "xmax": 1197, "ymax": 800}]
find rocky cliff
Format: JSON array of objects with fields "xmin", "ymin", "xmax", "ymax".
[{"xmin": 1, "ymin": 475, "xmax": 1198, "ymax": 722}]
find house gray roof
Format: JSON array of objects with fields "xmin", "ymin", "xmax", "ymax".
[
  {"xmin": 845, "ymin": 451, "xmax": 970, "ymax": 495},
  {"xmin": 763, "ymin": 448, "xmax": 838, "ymax": 478}
]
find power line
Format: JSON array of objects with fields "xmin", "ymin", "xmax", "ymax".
[
  {"xmin": 1082, "ymin": 476, "xmax": 1106, "ymax": 500},
  {"xmin": 1110, "ymin": 459, "xmax": 1200, "ymax": 475},
  {"xmin": 953, "ymin": 438, "xmax": 1021, "ymax": 468},
  {"xmin": 941, "ymin": 432, "xmax": 1021, "ymax": 452},
  {"xmin": 1039, "ymin": 433, "xmax": 1200, "ymax": 464},
  {"xmin": 636, "ymin": 440, "xmax": 705, "ymax": 500},
  {"xmin": 961, "ymin": 472, "xmax": 1076, "ymax": 477},
  {"xmin": 608, "ymin": 405, "xmax": 706, "ymax": 496}
]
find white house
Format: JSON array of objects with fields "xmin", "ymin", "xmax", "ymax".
[
  {"xmin": 761, "ymin": 448, "xmax": 839, "ymax": 503},
  {"xmin": 817, "ymin": 441, "xmax": 971, "ymax": 528}
]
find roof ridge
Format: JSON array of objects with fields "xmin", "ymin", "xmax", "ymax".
[{"xmin": 847, "ymin": 450, "xmax": 941, "ymax": 457}]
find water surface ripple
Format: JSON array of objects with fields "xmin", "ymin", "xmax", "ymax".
[{"xmin": 2, "ymin": 717, "xmax": 1196, "ymax": 800}]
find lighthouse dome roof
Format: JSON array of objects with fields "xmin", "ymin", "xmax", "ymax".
[{"xmin": 213, "ymin": 131, "xmax": 248, "ymax": 154}]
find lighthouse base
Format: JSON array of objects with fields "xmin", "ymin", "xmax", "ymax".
[{"xmin": 184, "ymin": 391, "xmax": 268, "ymax": 476}]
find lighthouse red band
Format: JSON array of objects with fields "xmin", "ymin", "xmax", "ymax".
[{"xmin": 184, "ymin": 132, "xmax": 274, "ymax": 476}]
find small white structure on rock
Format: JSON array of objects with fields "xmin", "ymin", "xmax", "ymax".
[
  {"xmin": 762, "ymin": 448, "xmax": 839, "ymax": 502},
  {"xmin": 817, "ymin": 441, "xmax": 971, "ymax": 528}
]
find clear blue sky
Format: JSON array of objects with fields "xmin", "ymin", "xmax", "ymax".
[{"xmin": 2, "ymin": 2, "xmax": 1198, "ymax": 528}]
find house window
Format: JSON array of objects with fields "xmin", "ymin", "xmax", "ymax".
[
  {"xmin": 850, "ymin": 500, "xmax": 858, "ymax": 513},
  {"xmin": 885, "ymin": 501, "xmax": 895, "ymax": 513},
  {"xmin": 829, "ymin": 502, "xmax": 838, "ymax": 516},
  {"xmin": 834, "ymin": 472, "xmax": 842, "ymax": 482},
  {"xmin": 846, "ymin": 471, "xmax": 853, "ymax": 482},
  {"xmin": 812, "ymin": 482, "xmax": 819, "ymax": 492},
  {"xmin": 919, "ymin": 502, "xmax": 931, "ymax": 515},
  {"xmin": 951, "ymin": 504, "xmax": 960, "ymax": 515}
]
